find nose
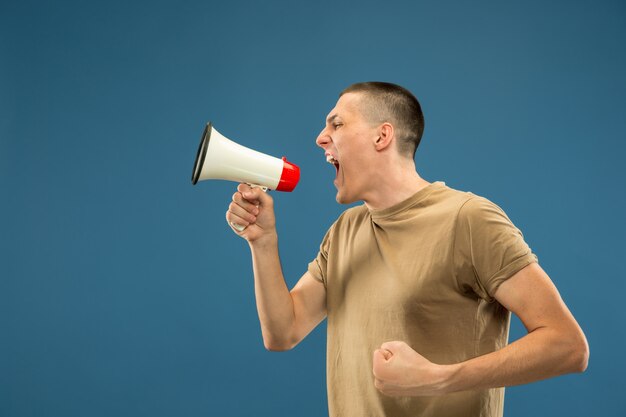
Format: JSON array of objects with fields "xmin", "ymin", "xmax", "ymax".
[{"xmin": 316, "ymin": 127, "xmax": 331, "ymax": 149}]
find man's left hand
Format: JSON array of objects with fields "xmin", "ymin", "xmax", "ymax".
[{"xmin": 372, "ymin": 341, "xmax": 451, "ymax": 397}]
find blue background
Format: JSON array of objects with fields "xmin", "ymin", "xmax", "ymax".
[{"xmin": 2, "ymin": 0, "xmax": 625, "ymax": 416}]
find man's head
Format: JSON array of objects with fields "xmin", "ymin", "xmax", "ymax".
[
  {"xmin": 316, "ymin": 82, "xmax": 425, "ymax": 205},
  {"xmin": 339, "ymin": 82, "xmax": 425, "ymax": 159}
]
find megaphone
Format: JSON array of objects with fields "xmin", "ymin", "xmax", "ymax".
[{"xmin": 191, "ymin": 122, "xmax": 300, "ymax": 191}]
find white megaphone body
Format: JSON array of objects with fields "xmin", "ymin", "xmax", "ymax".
[{"xmin": 191, "ymin": 122, "xmax": 300, "ymax": 192}]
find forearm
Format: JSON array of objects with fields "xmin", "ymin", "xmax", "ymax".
[
  {"xmin": 374, "ymin": 265, "xmax": 588, "ymax": 397},
  {"xmin": 443, "ymin": 326, "xmax": 589, "ymax": 393},
  {"xmin": 248, "ymin": 233, "xmax": 297, "ymax": 350}
]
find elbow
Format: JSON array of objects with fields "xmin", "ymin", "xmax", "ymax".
[
  {"xmin": 573, "ymin": 339, "xmax": 590, "ymax": 373},
  {"xmin": 264, "ymin": 342, "xmax": 294, "ymax": 352},
  {"xmin": 567, "ymin": 331, "xmax": 590, "ymax": 373},
  {"xmin": 263, "ymin": 337, "xmax": 297, "ymax": 352},
  {"xmin": 265, "ymin": 345, "xmax": 293, "ymax": 352}
]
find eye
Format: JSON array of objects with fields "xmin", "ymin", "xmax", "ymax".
[{"xmin": 333, "ymin": 123, "xmax": 343, "ymax": 129}]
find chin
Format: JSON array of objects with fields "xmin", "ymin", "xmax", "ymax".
[{"xmin": 335, "ymin": 190, "xmax": 359, "ymax": 205}]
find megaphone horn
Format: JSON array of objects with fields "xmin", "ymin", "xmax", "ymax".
[{"xmin": 191, "ymin": 122, "xmax": 300, "ymax": 192}]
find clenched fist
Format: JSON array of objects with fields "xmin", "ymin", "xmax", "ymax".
[
  {"xmin": 226, "ymin": 183, "xmax": 277, "ymax": 243},
  {"xmin": 373, "ymin": 341, "xmax": 452, "ymax": 397}
]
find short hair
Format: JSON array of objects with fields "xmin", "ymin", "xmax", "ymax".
[{"xmin": 340, "ymin": 82, "xmax": 425, "ymax": 158}]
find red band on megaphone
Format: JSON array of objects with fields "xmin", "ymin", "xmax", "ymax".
[{"xmin": 276, "ymin": 157, "xmax": 300, "ymax": 192}]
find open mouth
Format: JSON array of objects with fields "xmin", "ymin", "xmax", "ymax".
[{"xmin": 326, "ymin": 154, "xmax": 340, "ymax": 176}]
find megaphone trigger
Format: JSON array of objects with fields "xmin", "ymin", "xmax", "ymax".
[{"xmin": 246, "ymin": 184, "xmax": 269, "ymax": 193}]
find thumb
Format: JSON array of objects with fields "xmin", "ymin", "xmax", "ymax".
[
  {"xmin": 380, "ymin": 348, "xmax": 393, "ymax": 361},
  {"xmin": 380, "ymin": 341, "xmax": 404, "ymax": 355},
  {"xmin": 374, "ymin": 348, "xmax": 393, "ymax": 364},
  {"xmin": 372, "ymin": 348, "xmax": 393, "ymax": 379}
]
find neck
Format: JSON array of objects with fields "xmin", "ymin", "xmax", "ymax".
[{"xmin": 362, "ymin": 157, "xmax": 430, "ymax": 211}]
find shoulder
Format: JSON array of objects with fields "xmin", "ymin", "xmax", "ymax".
[
  {"xmin": 433, "ymin": 184, "xmax": 517, "ymax": 231},
  {"xmin": 429, "ymin": 183, "xmax": 486, "ymax": 217},
  {"xmin": 457, "ymin": 194, "xmax": 511, "ymax": 224}
]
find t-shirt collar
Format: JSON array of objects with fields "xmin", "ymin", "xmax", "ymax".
[{"xmin": 368, "ymin": 181, "xmax": 446, "ymax": 220}]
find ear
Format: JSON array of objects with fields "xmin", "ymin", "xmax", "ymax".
[{"xmin": 374, "ymin": 123, "xmax": 394, "ymax": 152}]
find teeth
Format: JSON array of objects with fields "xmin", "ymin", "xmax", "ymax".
[{"xmin": 326, "ymin": 155, "xmax": 338, "ymax": 164}]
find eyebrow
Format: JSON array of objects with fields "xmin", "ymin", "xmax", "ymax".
[{"xmin": 326, "ymin": 114, "xmax": 340, "ymax": 124}]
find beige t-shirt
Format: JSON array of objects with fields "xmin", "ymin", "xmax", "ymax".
[{"xmin": 307, "ymin": 181, "xmax": 538, "ymax": 417}]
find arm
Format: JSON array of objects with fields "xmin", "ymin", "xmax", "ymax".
[
  {"xmin": 373, "ymin": 263, "xmax": 589, "ymax": 396},
  {"xmin": 226, "ymin": 184, "xmax": 327, "ymax": 351}
]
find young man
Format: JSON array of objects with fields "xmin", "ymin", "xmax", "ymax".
[{"xmin": 225, "ymin": 82, "xmax": 589, "ymax": 417}]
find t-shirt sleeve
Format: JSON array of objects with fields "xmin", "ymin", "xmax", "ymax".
[
  {"xmin": 307, "ymin": 223, "xmax": 335, "ymax": 288},
  {"xmin": 453, "ymin": 196, "xmax": 538, "ymax": 301}
]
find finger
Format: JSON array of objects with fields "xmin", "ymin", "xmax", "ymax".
[
  {"xmin": 225, "ymin": 210, "xmax": 251, "ymax": 230},
  {"xmin": 374, "ymin": 377, "xmax": 385, "ymax": 391},
  {"xmin": 239, "ymin": 185, "xmax": 273, "ymax": 207},
  {"xmin": 375, "ymin": 347, "xmax": 394, "ymax": 361},
  {"xmin": 228, "ymin": 201, "xmax": 258, "ymax": 224},
  {"xmin": 372, "ymin": 350, "xmax": 391, "ymax": 379},
  {"xmin": 372, "ymin": 350, "xmax": 384, "ymax": 374},
  {"xmin": 380, "ymin": 341, "xmax": 403, "ymax": 353},
  {"xmin": 237, "ymin": 183, "xmax": 258, "ymax": 200},
  {"xmin": 237, "ymin": 183, "xmax": 253, "ymax": 195},
  {"xmin": 232, "ymin": 192, "xmax": 261, "ymax": 213},
  {"xmin": 373, "ymin": 349, "xmax": 389, "ymax": 364}
]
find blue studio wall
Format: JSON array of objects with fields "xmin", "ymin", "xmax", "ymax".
[{"xmin": 2, "ymin": 0, "xmax": 625, "ymax": 416}]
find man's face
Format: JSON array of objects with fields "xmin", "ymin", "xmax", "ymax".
[{"xmin": 316, "ymin": 92, "xmax": 379, "ymax": 204}]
